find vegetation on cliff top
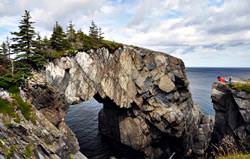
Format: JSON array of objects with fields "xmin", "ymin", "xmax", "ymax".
[
  {"xmin": 230, "ymin": 82, "xmax": 250, "ymax": 93},
  {"xmin": 0, "ymin": 10, "xmax": 122, "ymax": 93},
  {"xmin": 218, "ymin": 153, "xmax": 250, "ymax": 159}
]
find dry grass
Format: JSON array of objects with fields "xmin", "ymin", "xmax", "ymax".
[
  {"xmin": 230, "ymin": 81, "xmax": 250, "ymax": 93},
  {"xmin": 217, "ymin": 154, "xmax": 250, "ymax": 159}
]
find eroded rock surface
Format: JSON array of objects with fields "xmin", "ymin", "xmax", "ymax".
[
  {"xmin": 45, "ymin": 46, "xmax": 214, "ymax": 158},
  {"xmin": 211, "ymin": 83, "xmax": 250, "ymax": 154},
  {"xmin": 0, "ymin": 85, "xmax": 87, "ymax": 159}
]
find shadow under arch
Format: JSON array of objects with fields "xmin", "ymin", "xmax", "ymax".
[{"xmin": 65, "ymin": 93, "xmax": 144, "ymax": 159}]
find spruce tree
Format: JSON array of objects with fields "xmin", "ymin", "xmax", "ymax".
[
  {"xmin": 50, "ymin": 21, "xmax": 69, "ymax": 51},
  {"xmin": 11, "ymin": 10, "xmax": 36, "ymax": 57},
  {"xmin": 89, "ymin": 21, "xmax": 98, "ymax": 39},
  {"xmin": 66, "ymin": 21, "xmax": 76, "ymax": 43},
  {"xmin": 0, "ymin": 42, "xmax": 8, "ymax": 58},
  {"xmin": 98, "ymin": 27, "xmax": 104, "ymax": 40}
]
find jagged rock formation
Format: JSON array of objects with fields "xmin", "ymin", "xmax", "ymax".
[
  {"xmin": 0, "ymin": 87, "xmax": 87, "ymax": 159},
  {"xmin": 45, "ymin": 46, "xmax": 214, "ymax": 158},
  {"xmin": 211, "ymin": 83, "xmax": 250, "ymax": 153}
]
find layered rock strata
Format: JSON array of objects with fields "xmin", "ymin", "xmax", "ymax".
[{"xmin": 45, "ymin": 46, "xmax": 214, "ymax": 158}]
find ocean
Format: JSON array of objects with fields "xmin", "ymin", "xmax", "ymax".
[{"xmin": 65, "ymin": 67, "xmax": 250, "ymax": 159}]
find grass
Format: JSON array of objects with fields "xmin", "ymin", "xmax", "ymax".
[
  {"xmin": 23, "ymin": 144, "xmax": 33, "ymax": 159},
  {"xmin": 230, "ymin": 82, "xmax": 250, "ymax": 93},
  {"xmin": 218, "ymin": 154, "xmax": 250, "ymax": 159}
]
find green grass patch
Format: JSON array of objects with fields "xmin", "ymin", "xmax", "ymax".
[
  {"xmin": 218, "ymin": 153, "xmax": 250, "ymax": 159},
  {"xmin": 230, "ymin": 82, "xmax": 250, "ymax": 93},
  {"xmin": 6, "ymin": 145, "xmax": 17, "ymax": 159},
  {"xmin": 23, "ymin": 144, "xmax": 33, "ymax": 159},
  {"xmin": 69, "ymin": 154, "xmax": 75, "ymax": 159}
]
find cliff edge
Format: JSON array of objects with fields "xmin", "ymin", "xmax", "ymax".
[{"xmin": 211, "ymin": 82, "xmax": 250, "ymax": 155}]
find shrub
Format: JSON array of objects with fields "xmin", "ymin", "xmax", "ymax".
[
  {"xmin": 0, "ymin": 98, "xmax": 14, "ymax": 116},
  {"xmin": 12, "ymin": 94, "xmax": 33, "ymax": 121}
]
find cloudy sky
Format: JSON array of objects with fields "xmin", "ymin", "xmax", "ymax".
[{"xmin": 0, "ymin": 0, "xmax": 250, "ymax": 67}]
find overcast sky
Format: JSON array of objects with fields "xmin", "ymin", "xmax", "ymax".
[{"xmin": 0, "ymin": 0, "xmax": 250, "ymax": 67}]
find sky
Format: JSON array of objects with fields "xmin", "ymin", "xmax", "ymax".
[{"xmin": 0, "ymin": 0, "xmax": 250, "ymax": 67}]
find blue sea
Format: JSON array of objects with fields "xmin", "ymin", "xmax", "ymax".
[
  {"xmin": 65, "ymin": 67, "xmax": 250, "ymax": 159},
  {"xmin": 187, "ymin": 67, "xmax": 250, "ymax": 115}
]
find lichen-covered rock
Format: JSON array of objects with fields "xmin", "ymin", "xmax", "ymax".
[
  {"xmin": 45, "ymin": 46, "xmax": 213, "ymax": 158},
  {"xmin": 211, "ymin": 83, "xmax": 250, "ymax": 153}
]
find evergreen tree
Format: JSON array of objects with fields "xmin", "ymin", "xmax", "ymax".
[
  {"xmin": 6, "ymin": 37, "xmax": 12, "ymax": 60},
  {"xmin": 50, "ymin": 21, "xmax": 69, "ymax": 51},
  {"xmin": 32, "ymin": 33, "xmax": 46, "ymax": 68},
  {"xmin": 11, "ymin": 10, "xmax": 36, "ymax": 56},
  {"xmin": 33, "ymin": 33, "xmax": 43, "ymax": 54},
  {"xmin": 89, "ymin": 21, "xmax": 98, "ymax": 39},
  {"xmin": 98, "ymin": 27, "xmax": 104, "ymax": 40},
  {"xmin": 66, "ymin": 21, "xmax": 76, "ymax": 43},
  {"xmin": 0, "ymin": 42, "xmax": 8, "ymax": 58}
]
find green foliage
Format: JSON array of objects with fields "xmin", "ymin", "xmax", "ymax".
[
  {"xmin": 69, "ymin": 154, "xmax": 75, "ymax": 159},
  {"xmin": 231, "ymin": 82, "xmax": 250, "ymax": 93},
  {"xmin": 0, "ymin": 98, "xmax": 14, "ymax": 116},
  {"xmin": 12, "ymin": 94, "xmax": 33, "ymax": 121},
  {"xmin": 1, "ymin": 12, "xmax": 123, "ymax": 95},
  {"xmin": 89, "ymin": 21, "xmax": 99, "ymax": 40},
  {"xmin": 0, "ymin": 42, "xmax": 8, "ymax": 56},
  {"xmin": 23, "ymin": 144, "xmax": 33, "ymax": 159},
  {"xmin": 0, "ymin": 68, "xmax": 30, "ymax": 93},
  {"xmin": 11, "ymin": 10, "xmax": 36, "ymax": 55},
  {"xmin": 67, "ymin": 21, "xmax": 77, "ymax": 44},
  {"xmin": 6, "ymin": 145, "xmax": 17, "ymax": 159},
  {"xmin": 50, "ymin": 21, "xmax": 69, "ymax": 51}
]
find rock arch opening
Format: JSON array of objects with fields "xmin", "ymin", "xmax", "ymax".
[
  {"xmin": 65, "ymin": 96, "xmax": 144, "ymax": 159},
  {"xmin": 44, "ymin": 47, "xmax": 214, "ymax": 158}
]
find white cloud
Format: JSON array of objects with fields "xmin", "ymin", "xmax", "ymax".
[{"xmin": 0, "ymin": 0, "xmax": 250, "ymax": 67}]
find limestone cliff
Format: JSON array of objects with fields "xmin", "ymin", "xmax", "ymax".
[
  {"xmin": 44, "ymin": 46, "xmax": 213, "ymax": 158},
  {"xmin": 211, "ymin": 82, "xmax": 250, "ymax": 154}
]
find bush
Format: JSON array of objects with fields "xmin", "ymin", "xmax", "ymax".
[
  {"xmin": 12, "ymin": 94, "xmax": 33, "ymax": 121},
  {"xmin": 0, "ymin": 98, "xmax": 14, "ymax": 116}
]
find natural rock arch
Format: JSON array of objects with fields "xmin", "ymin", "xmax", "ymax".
[{"xmin": 27, "ymin": 46, "xmax": 213, "ymax": 159}]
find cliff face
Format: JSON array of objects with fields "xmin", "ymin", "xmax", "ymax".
[
  {"xmin": 0, "ymin": 46, "xmax": 214, "ymax": 159},
  {"xmin": 0, "ymin": 84, "xmax": 86, "ymax": 159},
  {"xmin": 211, "ymin": 83, "xmax": 250, "ymax": 153},
  {"xmin": 44, "ymin": 46, "xmax": 213, "ymax": 158}
]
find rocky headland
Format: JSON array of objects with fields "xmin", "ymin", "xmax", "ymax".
[
  {"xmin": 0, "ymin": 45, "xmax": 249, "ymax": 159},
  {"xmin": 211, "ymin": 82, "xmax": 250, "ymax": 155}
]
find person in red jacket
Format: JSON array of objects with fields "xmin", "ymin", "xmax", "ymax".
[{"xmin": 217, "ymin": 76, "xmax": 226, "ymax": 83}]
